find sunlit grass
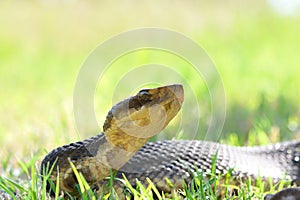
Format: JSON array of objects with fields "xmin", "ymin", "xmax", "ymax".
[{"xmin": 0, "ymin": 151, "xmax": 291, "ymax": 199}]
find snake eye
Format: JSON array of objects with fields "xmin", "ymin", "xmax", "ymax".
[{"xmin": 138, "ymin": 90, "xmax": 150, "ymax": 102}]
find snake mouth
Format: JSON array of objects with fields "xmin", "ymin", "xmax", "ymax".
[{"xmin": 166, "ymin": 84, "xmax": 184, "ymax": 105}]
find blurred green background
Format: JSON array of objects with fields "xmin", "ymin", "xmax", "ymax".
[{"xmin": 0, "ymin": 1, "xmax": 300, "ymax": 162}]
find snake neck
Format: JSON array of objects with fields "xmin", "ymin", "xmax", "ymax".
[
  {"xmin": 95, "ymin": 130, "xmax": 149, "ymax": 170},
  {"xmin": 105, "ymin": 128, "xmax": 150, "ymax": 152}
]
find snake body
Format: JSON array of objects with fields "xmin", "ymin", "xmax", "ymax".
[
  {"xmin": 117, "ymin": 140, "xmax": 300, "ymax": 191},
  {"xmin": 41, "ymin": 84, "xmax": 300, "ymax": 198}
]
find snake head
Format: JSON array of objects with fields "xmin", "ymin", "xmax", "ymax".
[{"xmin": 103, "ymin": 84, "xmax": 184, "ymax": 151}]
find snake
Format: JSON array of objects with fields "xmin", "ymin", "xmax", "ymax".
[{"xmin": 41, "ymin": 84, "xmax": 300, "ymax": 199}]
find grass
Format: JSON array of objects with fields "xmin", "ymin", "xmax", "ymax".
[
  {"xmin": 0, "ymin": 148, "xmax": 291, "ymax": 199},
  {"xmin": 1, "ymin": 1, "xmax": 300, "ymax": 199}
]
